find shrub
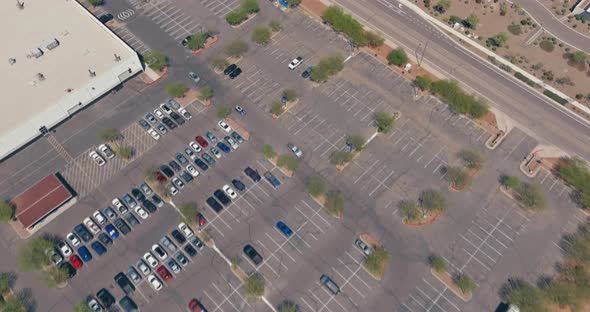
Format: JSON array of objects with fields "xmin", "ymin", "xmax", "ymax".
[
  {"xmin": 277, "ymin": 301, "xmax": 299, "ymax": 312},
  {"xmin": 559, "ymin": 158, "xmax": 590, "ymax": 207},
  {"xmin": 564, "ymin": 51, "xmax": 588, "ymax": 66},
  {"xmin": 347, "ymin": 134, "xmax": 366, "ymax": 151},
  {"xmin": 216, "ymin": 105, "xmax": 231, "ymax": 118},
  {"xmin": 282, "ymin": 89, "xmax": 298, "ymax": 102},
  {"xmin": 178, "ymin": 203, "xmax": 198, "ymax": 223},
  {"xmin": 226, "ymin": 8, "xmax": 248, "ymax": 25},
  {"xmin": 429, "ymin": 80, "xmax": 489, "ymax": 118},
  {"xmin": 463, "ymin": 14, "xmax": 479, "ymax": 29},
  {"xmin": 506, "ymin": 281, "xmax": 547, "ymax": 312},
  {"xmin": 387, "ymin": 48, "xmax": 408, "ymax": 66},
  {"xmin": 43, "ymin": 266, "xmax": 69, "ymax": 288},
  {"xmin": 543, "ymin": 89, "xmax": 568, "ymax": 105},
  {"xmin": 486, "ymin": 32, "xmax": 509, "ymax": 48},
  {"xmin": 310, "ymin": 55, "xmax": 344, "ymax": 82},
  {"xmin": 363, "ymin": 246, "xmax": 391, "ymax": 276},
  {"xmin": 224, "ymin": 40, "xmax": 249, "ymax": 57},
  {"xmin": 458, "ymin": 149, "xmax": 484, "ymax": 169},
  {"xmin": 270, "ymin": 101, "xmax": 284, "ymax": 116},
  {"xmin": 514, "ymin": 72, "xmax": 539, "ymax": 88},
  {"xmin": 212, "ymin": 57, "xmax": 229, "ymax": 71},
  {"xmin": 430, "ymin": 255, "xmax": 448, "ymax": 272},
  {"xmin": 399, "ymin": 200, "xmax": 421, "ymax": 222},
  {"xmin": 187, "ymin": 32, "xmax": 208, "ymax": 50},
  {"xmin": 322, "ymin": 6, "xmax": 368, "ymax": 46},
  {"xmin": 325, "ymin": 190, "xmax": 345, "ymax": 216},
  {"xmin": 0, "ymin": 201, "xmax": 14, "ymax": 222},
  {"xmin": 97, "ymin": 128, "xmax": 122, "ymax": 142},
  {"xmin": 424, "ymin": 0, "xmax": 431, "ymax": 8},
  {"xmin": 500, "ymin": 175, "xmax": 522, "ymax": 189},
  {"xmin": 115, "ymin": 145, "xmax": 134, "ymax": 160},
  {"xmin": 365, "ymin": 31, "xmax": 385, "ymax": 48},
  {"xmin": 507, "ymin": 23, "xmax": 522, "ymax": 35},
  {"xmin": 261, "ymin": 144, "xmax": 276, "ymax": 159},
  {"xmin": 415, "ymin": 75, "xmax": 432, "ymax": 91},
  {"xmin": 500, "ymin": 3, "xmax": 508, "ymax": 16},
  {"xmin": 74, "ymin": 300, "xmax": 93, "ymax": 312},
  {"xmin": 269, "ymin": 20, "xmax": 282, "ymax": 32},
  {"xmin": 144, "ymin": 50, "xmax": 167, "ymax": 71},
  {"xmin": 277, "ymin": 154, "xmax": 299, "ymax": 171},
  {"xmin": 243, "ymin": 273, "xmax": 265, "ymax": 299},
  {"xmin": 242, "ymin": 0, "xmax": 260, "ymax": 13},
  {"xmin": 446, "ymin": 166, "xmax": 470, "ymax": 189},
  {"xmin": 539, "ymin": 40, "xmax": 554, "ymax": 52},
  {"xmin": 306, "ymin": 176, "xmax": 326, "ymax": 197},
  {"xmin": 0, "ymin": 274, "xmax": 11, "ymax": 294},
  {"xmin": 286, "ymin": 0, "xmax": 301, "ymax": 6},
  {"xmin": 330, "ymin": 151, "xmax": 353, "ymax": 165},
  {"xmin": 252, "ymin": 25, "xmax": 272, "ymax": 45},
  {"xmin": 456, "ymin": 274, "xmax": 476, "ymax": 294},
  {"xmin": 434, "ymin": 0, "xmax": 451, "ymax": 13},
  {"xmin": 166, "ymin": 82, "xmax": 188, "ymax": 98},
  {"xmin": 374, "ymin": 112, "xmax": 396, "ymax": 133},
  {"xmin": 199, "ymin": 86, "xmax": 213, "ymax": 100},
  {"xmin": 516, "ymin": 183, "xmax": 547, "ymax": 211},
  {"xmin": 420, "ymin": 190, "xmax": 447, "ymax": 212},
  {"xmin": 230, "ymin": 256, "xmax": 241, "ymax": 269}
]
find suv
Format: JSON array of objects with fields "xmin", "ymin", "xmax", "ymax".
[
  {"xmin": 96, "ymin": 288, "xmax": 115, "ymax": 309},
  {"xmin": 114, "ymin": 272, "xmax": 135, "ymax": 295},
  {"xmin": 119, "ymin": 296, "xmax": 138, "ymax": 312},
  {"xmin": 206, "ymin": 196, "xmax": 223, "ymax": 213},
  {"xmin": 244, "ymin": 167, "xmax": 261, "ymax": 182},
  {"xmin": 160, "ymin": 236, "xmax": 177, "ymax": 252},
  {"xmin": 243, "ymin": 244, "xmax": 263, "ymax": 266},
  {"xmin": 320, "ymin": 274, "xmax": 340, "ymax": 295},
  {"xmin": 74, "ymin": 224, "xmax": 93, "ymax": 243}
]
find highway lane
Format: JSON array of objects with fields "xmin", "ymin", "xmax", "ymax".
[
  {"xmin": 329, "ymin": 0, "xmax": 590, "ymax": 161},
  {"xmin": 513, "ymin": 0, "xmax": 590, "ymax": 54}
]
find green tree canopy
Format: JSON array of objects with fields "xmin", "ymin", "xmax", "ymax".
[
  {"xmin": 269, "ymin": 20, "xmax": 282, "ymax": 32},
  {"xmin": 506, "ymin": 281, "xmax": 548, "ymax": 312},
  {"xmin": 374, "ymin": 112, "xmax": 396, "ymax": 133},
  {"xmin": 115, "ymin": 145, "xmax": 134, "ymax": 160},
  {"xmin": 199, "ymin": 86, "xmax": 214, "ymax": 100},
  {"xmin": 458, "ymin": 149, "xmax": 484, "ymax": 170},
  {"xmin": 500, "ymin": 175, "xmax": 522, "ymax": 189},
  {"xmin": 363, "ymin": 246, "xmax": 391, "ymax": 276},
  {"xmin": 0, "ymin": 201, "xmax": 15, "ymax": 222},
  {"xmin": 97, "ymin": 128, "xmax": 122, "ymax": 142},
  {"xmin": 430, "ymin": 255, "xmax": 448, "ymax": 272},
  {"xmin": 415, "ymin": 76, "xmax": 433, "ymax": 91},
  {"xmin": 243, "ymin": 273, "xmax": 265, "ymax": 299},
  {"xmin": 330, "ymin": 151, "xmax": 353, "ymax": 166},
  {"xmin": 456, "ymin": 274, "xmax": 476, "ymax": 293},
  {"xmin": 252, "ymin": 25, "xmax": 272, "ymax": 45},
  {"xmin": 282, "ymin": 89, "xmax": 298, "ymax": 102},
  {"xmin": 270, "ymin": 101, "xmax": 284, "ymax": 116},
  {"xmin": 166, "ymin": 82, "xmax": 188, "ymax": 98},
  {"xmin": 261, "ymin": 144, "xmax": 276, "ymax": 159},
  {"xmin": 516, "ymin": 183, "xmax": 546, "ymax": 211},
  {"xmin": 277, "ymin": 300, "xmax": 299, "ymax": 312},
  {"xmin": 325, "ymin": 190, "xmax": 345, "ymax": 216},
  {"xmin": 399, "ymin": 200, "xmax": 421, "ymax": 222},
  {"xmin": 445, "ymin": 166, "xmax": 470, "ymax": 189},
  {"xmin": 178, "ymin": 203, "xmax": 198, "ymax": 223},
  {"xmin": 216, "ymin": 105, "xmax": 231, "ymax": 119},
  {"xmin": 310, "ymin": 55, "xmax": 344, "ymax": 82},
  {"xmin": 387, "ymin": 48, "xmax": 408, "ymax": 66},
  {"xmin": 43, "ymin": 266, "xmax": 69, "ymax": 288},
  {"xmin": 322, "ymin": 6, "xmax": 368, "ymax": 46},
  {"xmin": 17, "ymin": 237, "xmax": 54, "ymax": 272},
  {"xmin": 144, "ymin": 50, "xmax": 167, "ymax": 71},
  {"xmin": 277, "ymin": 154, "xmax": 299, "ymax": 171},
  {"xmin": 306, "ymin": 176, "xmax": 326, "ymax": 197},
  {"xmin": 187, "ymin": 32, "xmax": 208, "ymax": 50},
  {"xmin": 347, "ymin": 134, "xmax": 366, "ymax": 151},
  {"xmin": 420, "ymin": 190, "xmax": 447, "ymax": 212}
]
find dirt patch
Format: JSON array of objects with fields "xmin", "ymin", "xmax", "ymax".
[
  {"xmin": 268, "ymin": 156, "xmax": 295, "ymax": 177},
  {"xmin": 404, "ymin": 210, "xmax": 443, "ymax": 226},
  {"xmin": 300, "ymin": 0, "xmax": 328, "ymax": 16},
  {"xmin": 174, "ymin": 89, "xmax": 200, "ymax": 107},
  {"xmin": 225, "ymin": 117, "xmax": 251, "ymax": 140}
]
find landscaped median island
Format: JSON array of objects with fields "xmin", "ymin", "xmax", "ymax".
[
  {"xmin": 305, "ymin": 176, "xmax": 345, "ymax": 218},
  {"xmin": 398, "ymin": 189, "xmax": 447, "ymax": 226},
  {"xmin": 261, "ymin": 144, "xmax": 298, "ymax": 176},
  {"xmin": 141, "ymin": 50, "xmax": 168, "ymax": 84},
  {"xmin": 558, "ymin": 157, "xmax": 590, "ymax": 209},
  {"xmin": 359, "ymin": 233, "xmax": 391, "ymax": 280},
  {"xmin": 429, "ymin": 255, "xmax": 476, "ymax": 301},
  {"xmin": 499, "ymin": 175, "xmax": 547, "ymax": 212},
  {"xmin": 330, "ymin": 134, "xmax": 366, "ymax": 171},
  {"xmin": 446, "ymin": 149, "xmax": 485, "ymax": 191},
  {"xmin": 271, "ymin": 89, "xmax": 299, "ymax": 119},
  {"xmin": 226, "ymin": 0, "xmax": 259, "ymax": 27},
  {"xmin": 186, "ymin": 29, "xmax": 220, "ymax": 55}
]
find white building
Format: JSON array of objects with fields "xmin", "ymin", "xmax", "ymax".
[{"xmin": 0, "ymin": 0, "xmax": 143, "ymax": 160}]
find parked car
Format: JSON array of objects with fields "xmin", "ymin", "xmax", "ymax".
[
  {"xmin": 160, "ymin": 103, "xmax": 173, "ymax": 114},
  {"xmin": 170, "ymin": 112, "xmax": 186, "ymax": 125},
  {"xmin": 69, "ymin": 254, "xmax": 83, "ymax": 269},
  {"xmin": 184, "ymin": 147, "xmax": 196, "ymax": 160},
  {"xmin": 172, "ymin": 177, "xmax": 185, "ymax": 189},
  {"xmin": 244, "ymin": 167, "xmax": 261, "ymax": 182},
  {"xmin": 180, "ymin": 171, "xmax": 193, "ymax": 183},
  {"xmin": 74, "ymin": 224, "xmax": 93, "ymax": 243},
  {"xmin": 231, "ymin": 131, "xmax": 244, "ymax": 143},
  {"xmin": 84, "ymin": 217, "xmax": 101, "ymax": 234},
  {"xmin": 167, "ymin": 184, "xmax": 179, "ymax": 196},
  {"xmin": 175, "ymin": 252, "xmax": 189, "ymax": 267},
  {"xmin": 354, "ymin": 238, "xmax": 372, "ymax": 256},
  {"xmin": 112, "ymin": 198, "xmax": 128, "ymax": 214},
  {"xmin": 160, "ymin": 164, "xmax": 175, "ymax": 177},
  {"xmin": 148, "ymin": 274, "xmax": 163, "ymax": 291},
  {"xmin": 98, "ymin": 13, "xmax": 114, "ymax": 24},
  {"xmin": 223, "ymin": 64, "xmax": 237, "ymax": 75},
  {"xmin": 114, "ymin": 218, "xmax": 131, "ymax": 236},
  {"xmin": 217, "ymin": 142, "xmax": 231, "ymax": 154},
  {"xmin": 142, "ymin": 199, "xmax": 157, "ymax": 213},
  {"xmin": 168, "ymin": 98, "xmax": 180, "ymax": 110},
  {"xmin": 121, "ymin": 193, "xmax": 137, "ymax": 209},
  {"xmin": 136, "ymin": 260, "xmax": 151, "ymax": 276},
  {"xmin": 206, "ymin": 196, "xmax": 223, "ymax": 213},
  {"xmin": 264, "ymin": 171, "xmax": 281, "ymax": 188},
  {"xmin": 98, "ymin": 144, "xmax": 115, "ymax": 159},
  {"xmin": 190, "ymin": 237, "xmax": 204, "ymax": 250},
  {"xmin": 119, "ymin": 296, "xmax": 138, "ymax": 312},
  {"xmin": 217, "ymin": 120, "xmax": 232, "ymax": 133},
  {"xmin": 235, "ymin": 105, "xmax": 246, "ymax": 115},
  {"xmin": 134, "ymin": 206, "xmax": 149, "ymax": 219},
  {"xmin": 202, "ymin": 153, "xmax": 216, "ymax": 166},
  {"xmin": 188, "ymin": 299, "xmax": 206, "ymax": 312},
  {"xmin": 91, "ymin": 212, "xmax": 105, "ymax": 226},
  {"xmin": 167, "ymin": 258, "xmax": 181, "ymax": 274},
  {"xmin": 98, "ymin": 233, "xmax": 113, "ymax": 246},
  {"xmin": 288, "ymin": 56, "xmax": 304, "ymax": 70},
  {"xmin": 229, "ymin": 67, "xmax": 242, "ymax": 79},
  {"xmin": 302, "ymin": 66, "xmax": 312, "ymax": 78},
  {"xmin": 58, "ymin": 241, "xmax": 72, "ymax": 257},
  {"xmin": 210, "ymin": 147, "xmax": 221, "ymax": 159},
  {"xmin": 153, "ymin": 109, "xmax": 165, "ymax": 119},
  {"xmin": 145, "ymin": 113, "xmax": 157, "ymax": 124},
  {"xmin": 276, "ymin": 221, "xmax": 293, "ymax": 238},
  {"xmin": 91, "ymin": 241, "xmax": 107, "ymax": 256},
  {"xmin": 131, "ymin": 188, "xmax": 146, "ymax": 202},
  {"xmin": 156, "ymin": 265, "xmax": 173, "ymax": 282},
  {"xmin": 178, "ymin": 223, "xmax": 194, "ymax": 238},
  {"xmin": 140, "ymin": 183, "xmax": 153, "ymax": 196},
  {"xmin": 232, "ymin": 179, "xmax": 246, "ymax": 192},
  {"xmin": 205, "ymin": 132, "xmax": 217, "ymax": 143},
  {"xmin": 170, "ymin": 229, "xmax": 186, "ymax": 244},
  {"xmin": 287, "ymin": 143, "xmax": 303, "ymax": 158},
  {"xmin": 162, "ymin": 117, "xmax": 177, "ymax": 130},
  {"xmin": 89, "ymin": 151, "xmax": 106, "ymax": 167},
  {"xmin": 96, "ymin": 288, "xmax": 115, "ymax": 309},
  {"xmin": 320, "ymin": 274, "xmax": 340, "ymax": 295},
  {"xmin": 152, "ymin": 244, "xmax": 168, "ymax": 260},
  {"xmin": 222, "ymin": 185, "xmax": 237, "ymax": 199},
  {"xmin": 127, "ymin": 266, "xmax": 142, "ymax": 284},
  {"xmin": 169, "ymin": 160, "xmax": 181, "ymax": 172},
  {"xmin": 160, "ymin": 236, "xmax": 177, "ymax": 252},
  {"xmin": 196, "ymin": 213, "xmax": 207, "ymax": 227},
  {"xmin": 151, "ymin": 194, "xmax": 164, "ymax": 207},
  {"xmin": 124, "ymin": 212, "xmax": 140, "ymax": 227},
  {"xmin": 147, "ymin": 128, "xmax": 161, "ymax": 140},
  {"xmin": 78, "ymin": 246, "xmax": 93, "ymax": 262},
  {"xmin": 189, "ymin": 71, "xmax": 201, "ymax": 84},
  {"xmin": 189, "ymin": 141, "xmax": 202, "ymax": 153},
  {"xmin": 186, "ymin": 165, "xmax": 200, "ymax": 177},
  {"xmin": 195, "ymin": 136, "xmax": 209, "ymax": 148},
  {"xmin": 224, "ymin": 136, "xmax": 239, "ymax": 150},
  {"xmin": 143, "ymin": 252, "xmax": 159, "ymax": 268},
  {"xmin": 194, "ymin": 158, "xmax": 209, "ymax": 171},
  {"xmin": 176, "ymin": 152, "xmax": 189, "ymax": 165},
  {"xmin": 66, "ymin": 232, "xmax": 81, "ymax": 247},
  {"xmin": 213, "ymin": 190, "xmax": 231, "ymax": 206},
  {"xmin": 138, "ymin": 119, "xmax": 150, "ymax": 130},
  {"xmin": 45, "ymin": 248, "xmax": 63, "ymax": 266},
  {"xmin": 243, "ymin": 244, "xmax": 263, "ymax": 266},
  {"xmin": 104, "ymin": 223, "xmax": 120, "ymax": 240},
  {"xmin": 103, "ymin": 206, "xmax": 117, "ymax": 219},
  {"xmin": 87, "ymin": 297, "xmax": 102, "ymax": 312}
]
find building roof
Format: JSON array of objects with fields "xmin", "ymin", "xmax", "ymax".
[
  {"xmin": 0, "ymin": 0, "xmax": 142, "ymax": 160},
  {"xmin": 13, "ymin": 174, "xmax": 74, "ymax": 229}
]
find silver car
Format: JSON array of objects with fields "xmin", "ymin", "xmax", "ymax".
[
  {"xmin": 127, "ymin": 266, "xmax": 142, "ymax": 284},
  {"xmin": 159, "ymin": 236, "xmax": 177, "ymax": 252},
  {"xmin": 136, "ymin": 259, "xmax": 151, "ymax": 276},
  {"xmin": 189, "ymin": 71, "xmax": 200, "ymax": 84}
]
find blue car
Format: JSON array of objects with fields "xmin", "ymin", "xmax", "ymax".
[
  {"xmin": 77, "ymin": 246, "xmax": 93, "ymax": 262},
  {"xmin": 205, "ymin": 131, "xmax": 217, "ymax": 143},
  {"xmin": 276, "ymin": 221, "xmax": 293, "ymax": 238},
  {"xmin": 91, "ymin": 241, "xmax": 107, "ymax": 256},
  {"xmin": 104, "ymin": 224, "xmax": 119, "ymax": 240},
  {"xmin": 264, "ymin": 171, "xmax": 281, "ymax": 188},
  {"xmin": 217, "ymin": 142, "xmax": 231, "ymax": 154}
]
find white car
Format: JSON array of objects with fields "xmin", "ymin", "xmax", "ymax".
[
  {"xmin": 112, "ymin": 198, "xmax": 128, "ymax": 214},
  {"xmin": 288, "ymin": 143, "xmax": 303, "ymax": 158},
  {"xmin": 147, "ymin": 128, "xmax": 161, "ymax": 140},
  {"xmin": 189, "ymin": 71, "xmax": 200, "ymax": 84},
  {"xmin": 178, "ymin": 223, "xmax": 194, "ymax": 238},
  {"xmin": 87, "ymin": 298, "xmax": 103, "ymax": 311},
  {"xmin": 225, "ymin": 137, "xmax": 239, "ymax": 150},
  {"xmin": 172, "ymin": 177, "xmax": 184, "ymax": 189},
  {"xmin": 184, "ymin": 148, "xmax": 196, "ymax": 160},
  {"xmin": 66, "ymin": 232, "xmax": 81, "ymax": 247},
  {"xmin": 151, "ymin": 244, "xmax": 168, "ymax": 260},
  {"xmin": 178, "ymin": 107, "xmax": 192, "ymax": 120},
  {"xmin": 57, "ymin": 241, "xmax": 72, "ymax": 257},
  {"xmin": 148, "ymin": 274, "xmax": 163, "ymax": 291},
  {"xmin": 186, "ymin": 165, "xmax": 200, "ymax": 177},
  {"xmin": 159, "ymin": 103, "xmax": 173, "ymax": 115},
  {"xmin": 153, "ymin": 109, "xmax": 165, "ymax": 119},
  {"xmin": 83, "ymin": 217, "xmax": 100, "ymax": 234},
  {"xmin": 189, "ymin": 141, "xmax": 202, "ymax": 153},
  {"xmin": 134, "ymin": 206, "xmax": 149, "ymax": 219},
  {"xmin": 98, "ymin": 144, "xmax": 115, "ymax": 159},
  {"xmin": 222, "ymin": 185, "xmax": 237, "ymax": 199},
  {"xmin": 89, "ymin": 151, "xmax": 106, "ymax": 167},
  {"xmin": 136, "ymin": 260, "xmax": 151, "ymax": 276},
  {"xmin": 167, "ymin": 184, "xmax": 178, "ymax": 196},
  {"xmin": 92, "ymin": 211, "xmax": 107, "ymax": 225},
  {"xmin": 143, "ymin": 252, "xmax": 159, "ymax": 268},
  {"xmin": 217, "ymin": 120, "xmax": 232, "ymax": 133},
  {"xmin": 288, "ymin": 56, "xmax": 303, "ymax": 70}
]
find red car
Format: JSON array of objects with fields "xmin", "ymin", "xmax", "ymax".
[
  {"xmin": 196, "ymin": 213, "xmax": 207, "ymax": 227},
  {"xmin": 69, "ymin": 254, "xmax": 83, "ymax": 269},
  {"xmin": 156, "ymin": 171, "xmax": 167, "ymax": 183},
  {"xmin": 188, "ymin": 299, "xmax": 207, "ymax": 312},
  {"xmin": 195, "ymin": 136, "xmax": 208, "ymax": 148},
  {"xmin": 156, "ymin": 265, "xmax": 173, "ymax": 282}
]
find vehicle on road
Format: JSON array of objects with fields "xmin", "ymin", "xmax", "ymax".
[
  {"xmin": 96, "ymin": 288, "xmax": 115, "ymax": 309},
  {"xmin": 143, "ymin": 252, "xmax": 159, "ymax": 268},
  {"xmin": 235, "ymin": 105, "xmax": 246, "ymax": 115},
  {"xmin": 206, "ymin": 196, "xmax": 223, "ymax": 213},
  {"xmin": 264, "ymin": 171, "xmax": 281, "ymax": 188},
  {"xmin": 189, "ymin": 71, "xmax": 200, "ymax": 84},
  {"xmin": 119, "ymin": 296, "xmax": 138, "ymax": 312},
  {"xmin": 287, "ymin": 143, "xmax": 303, "ymax": 158},
  {"xmin": 67, "ymin": 232, "xmax": 81, "ymax": 247},
  {"xmin": 178, "ymin": 223, "xmax": 194, "ymax": 238},
  {"xmin": 148, "ymin": 274, "xmax": 163, "ymax": 291},
  {"xmin": 223, "ymin": 64, "xmax": 237, "ymax": 75},
  {"xmin": 244, "ymin": 167, "xmax": 261, "ymax": 182},
  {"xmin": 288, "ymin": 56, "xmax": 303, "ymax": 70},
  {"xmin": 232, "ymin": 179, "xmax": 245, "ymax": 192},
  {"xmin": 320, "ymin": 274, "xmax": 340, "ymax": 295},
  {"xmin": 217, "ymin": 120, "xmax": 232, "ymax": 133},
  {"xmin": 98, "ymin": 144, "xmax": 115, "ymax": 159},
  {"xmin": 195, "ymin": 136, "xmax": 209, "ymax": 148},
  {"xmin": 74, "ymin": 224, "xmax": 93, "ymax": 243},
  {"xmin": 276, "ymin": 221, "xmax": 293, "ymax": 238},
  {"xmin": 89, "ymin": 151, "xmax": 106, "ymax": 167},
  {"xmin": 243, "ymin": 244, "xmax": 263, "ymax": 266},
  {"xmin": 222, "ymin": 185, "xmax": 237, "ymax": 199},
  {"xmin": 58, "ymin": 241, "xmax": 72, "ymax": 257},
  {"xmin": 354, "ymin": 238, "xmax": 372, "ymax": 256}
]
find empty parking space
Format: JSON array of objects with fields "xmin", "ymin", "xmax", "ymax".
[
  {"xmin": 402, "ymin": 275, "xmax": 462, "ymax": 312},
  {"xmin": 111, "ymin": 26, "xmax": 151, "ymax": 54},
  {"xmin": 133, "ymin": 0, "xmax": 202, "ymax": 41},
  {"xmin": 227, "ymin": 62, "xmax": 282, "ymax": 106},
  {"xmin": 533, "ymin": 167, "xmax": 575, "ymax": 200},
  {"xmin": 202, "ymin": 274, "xmax": 252, "ymax": 312},
  {"xmin": 198, "ymin": 0, "xmax": 241, "ymax": 17},
  {"xmin": 337, "ymin": 151, "xmax": 397, "ymax": 197}
]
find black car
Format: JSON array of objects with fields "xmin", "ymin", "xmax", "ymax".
[
  {"xmin": 160, "ymin": 165, "xmax": 175, "ymax": 178},
  {"xmin": 142, "ymin": 200, "xmax": 157, "ymax": 213},
  {"xmin": 96, "ymin": 288, "xmax": 115, "ymax": 309},
  {"xmin": 232, "ymin": 179, "xmax": 246, "ymax": 192},
  {"xmin": 98, "ymin": 13, "xmax": 114, "ymax": 24},
  {"xmin": 60, "ymin": 261, "xmax": 76, "ymax": 278},
  {"xmin": 229, "ymin": 67, "xmax": 242, "ymax": 79},
  {"xmin": 244, "ymin": 167, "xmax": 261, "ymax": 182},
  {"xmin": 243, "ymin": 244, "xmax": 263, "ymax": 266},
  {"xmin": 302, "ymin": 66, "xmax": 312, "ymax": 79},
  {"xmin": 171, "ymin": 229, "xmax": 186, "ymax": 244},
  {"xmin": 194, "ymin": 158, "xmax": 209, "ymax": 171},
  {"xmin": 176, "ymin": 152, "xmax": 189, "ymax": 165},
  {"xmin": 151, "ymin": 194, "xmax": 164, "ymax": 207},
  {"xmin": 183, "ymin": 244, "xmax": 197, "ymax": 258},
  {"xmin": 131, "ymin": 188, "xmax": 146, "ymax": 202},
  {"xmin": 138, "ymin": 119, "xmax": 150, "ymax": 130},
  {"xmin": 119, "ymin": 296, "xmax": 138, "ymax": 312},
  {"xmin": 169, "ymin": 160, "xmax": 181, "ymax": 172},
  {"xmin": 114, "ymin": 272, "xmax": 135, "ymax": 295},
  {"xmin": 170, "ymin": 112, "xmax": 185, "ymax": 125},
  {"xmin": 98, "ymin": 232, "xmax": 113, "ymax": 246},
  {"xmin": 181, "ymin": 35, "xmax": 192, "ymax": 46},
  {"xmin": 206, "ymin": 196, "xmax": 223, "ymax": 213},
  {"xmin": 114, "ymin": 218, "xmax": 131, "ymax": 236},
  {"xmin": 223, "ymin": 64, "xmax": 237, "ymax": 75},
  {"xmin": 74, "ymin": 224, "xmax": 93, "ymax": 243},
  {"xmin": 180, "ymin": 171, "xmax": 193, "ymax": 183},
  {"xmin": 162, "ymin": 117, "xmax": 177, "ymax": 130},
  {"xmin": 213, "ymin": 189, "xmax": 231, "ymax": 206},
  {"xmin": 124, "ymin": 213, "xmax": 140, "ymax": 227}
]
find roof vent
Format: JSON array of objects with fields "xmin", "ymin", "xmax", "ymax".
[
  {"xmin": 29, "ymin": 48, "xmax": 44, "ymax": 59},
  {"xmin": 46, "ymin": 39, "xmax": 60, "ymax": 50},
  {"xmin": 8, "ymin": 58, "xmax": 16, "ymax": 65},
  {"xmin": 16, "ymin": 0, "xmax": 24, "ymax": 10}
]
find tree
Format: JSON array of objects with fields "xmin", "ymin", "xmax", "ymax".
[
  {"xmin": 252, "ymin": 25, "xmax": 272, "ymax": 45},
  {"xmin": 261, "ymin": 144, "xmax": 276, "ymax": 159},
  {"xmin": 230, "ymin": 256, "xmax": 241, "ymax": 269},
  {"xmin": 363, "ymin": 246, "xmax": 391, "ymax": 276},
  {"xmin": 269, "ymin": 20, "xmax": 282, "ymax": 32},
  {"xmin": 330, "ymin": 151, "xmax": 353, "ymax": 166},
  {"xmin": 464, "ymin": 14, "xmax": 479, "ymax": 29},
  {"xmin": 43, "ymin": 266, "xmax": 69, "ymax": 288},
  {"xmin": 415, "ymin": 76, "xmax": 432, "ymax": 91},
  {"xmin": 73, "ymin": 300, "xmax": 93, "ymax": 312},
  {"xmin": 306, "ymin": 176, "xmax": 326, "ymax": 197},
  {"xmin": 166, "ymin": 82, "xmax": 188, "ymax": 98},
  {"xmin": 17, "ymin": 237, "xmax": 54, "ymax": 272},
  {"xmin": 216, "ymin": 105, "xmax": 231, "ymax": 119},
  {"xmin": 506, "ymin": 281, "xmax": 548, "ymax": 312},
  {"xmin": 282, "ymin": 89, "xmax": 298, "ymax": 102},
  {"xmin": 456, "ymin": 274, "xmax": 476, "ymax": 294},
  {"xmin": 429, "ymin": 79, "xmax": 489, "ymax": 118},
  {"xmin": 374, "ymin": 112, "xmax": 396, "ymax": 133},
  {"xmin": 277, "ymin": 300, "xmax": 299, "ymax": 312},
  {"xmin": 500, "ymin": 175, "xmax": 522, "ymax": 189},
  {"xmin": 3, "ymin": 295, "xmax": 27, "ymax": 312},
  {"xmin": 325, "ymin": 190, "xmax": 345, "ymax": 216},
  {"xmin": 500, "ymin": 3, "xmax": 508, "ymax": 16},
  {"xmin": 242, "ymin": 0, "xmax": 260, "ymax": 13},
  {"xmin": 559, "ymin": 157, "xmax": 590, "ymax": 207},
  {"xmin": 517, "ymin": 183, "xmax": 546, "ymax": 211},
  {"xmin": 434, "ymin": 0, "xmax": 450, "ymax": 13},
  {"xmin": 0, "ymin": 274, "xmax": 11, "ymax": 294},
  {"xmin": 347, "ymin": 134, "xmax": 366, "ymax": 151},
  {"xmin": 199, "ymin": 86, "xmax": 213, "ymax": 100},
  {"xmin": 487, "ymin": 32, "xmax": 509, "ymax": 48},
  {"xmin": 365, "ymin": 31, "xmax": 385, "ymax": 48},
  {"xmin": 445, "ymin": 166, "xmax": 470, "ymax": 189},
  {"xmin": 459, "ymin": 149, "xmax": 484, "ymax": 170},
  {"xmin": 212, "ymin": 57, "xmax": 229, "ymax": 71},
  {"xmin": 270, "ymin": 101, "xmax": 284, "ymax": 116},
  {"xmin": 187, "ymin": 32, "xmax": 208, "ymax": 50},
  {"xmin": 87, "ymin": 0, "xmax": 104, "ymax": 6},
  {"xmin": 226, "ymin": 9, "xmax": 247, "ymax": 25},
  {"xmin": 144, "ymin": 50, "xmax": 167, "ymax": 71},
  {"xmin": 562, "ymin": 226, "xmax": 590, "ymax": 265},
  {"xmin": 0, "ymin": 201, "xmax": 14, "ymax": 222},
  {"xmin": 430, "ymin": 255, "xmax": 448, "ymax": 273},
  {"xmin": 420, "ymin": 190, "xmax": 447, "ymax": 212},
  {"xmin": 97, "ymin": 128, "xmax": 122, "ymax": 142},
  {"xmin": 565, "ymin": 51, "xmax": 588, "ymax": 66},
  {"xmin": 399, "ymin": 200, "xmax": 421, "ymax": 222},
  {"xmin": 277, "ymin": 154, "xmax": 299, "ymax": 171},
  {"xmin": 144, "ymin": 165, "xmax": 159, "ymax": 183},
  {"xmin": 322, "ymin": 6, "xmax": 369, "ymax": 46},
  {"xmin": 243, "ymin": 273, "xmax": 265, "ymax": 299},
  {"xmin": 115, "ymin": 145, "xmax": 134, "ymax": 160},
  {"xmin": 387, "ymin": 48, "xmax": 408, "ymax": 67},
  {"xmin": 310, "ymin": 55, "xmax": 344, "ymax": 82},
  {"xmin": 224, "ymin": 40, "xmax": 249, "ymax": 57},
  {"xmin": 178, "ymin": 203, "xmax": 198, "ymax": 223},
  {"xmin": 286, "ymin": 0, "xmax": 301, "ymax": 7}
]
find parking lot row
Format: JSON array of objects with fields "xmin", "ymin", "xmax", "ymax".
[
  {"xmin": 130, "ymin": 0, "xmax": 202, "ymax": 41},
  {"xmin": 199, "ymin": 0, "xmax": 241, "ymax": 17}
]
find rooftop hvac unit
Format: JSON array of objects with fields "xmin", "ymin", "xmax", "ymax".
[
  {"xmin": 46, "ymin": 39, "xmax": 60, "ymax": 50},
  {"xmin": 30, "ymin": 48, "xmax": 43, "ymax": 59}
]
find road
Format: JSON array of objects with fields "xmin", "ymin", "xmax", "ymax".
[
  {"xmin": 513, "ymin": 0, "xmax": 590, "ymax": 54},
  {"xmin": 328, "ymin": 0, "xmax": 590, "ymax": 161}
]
